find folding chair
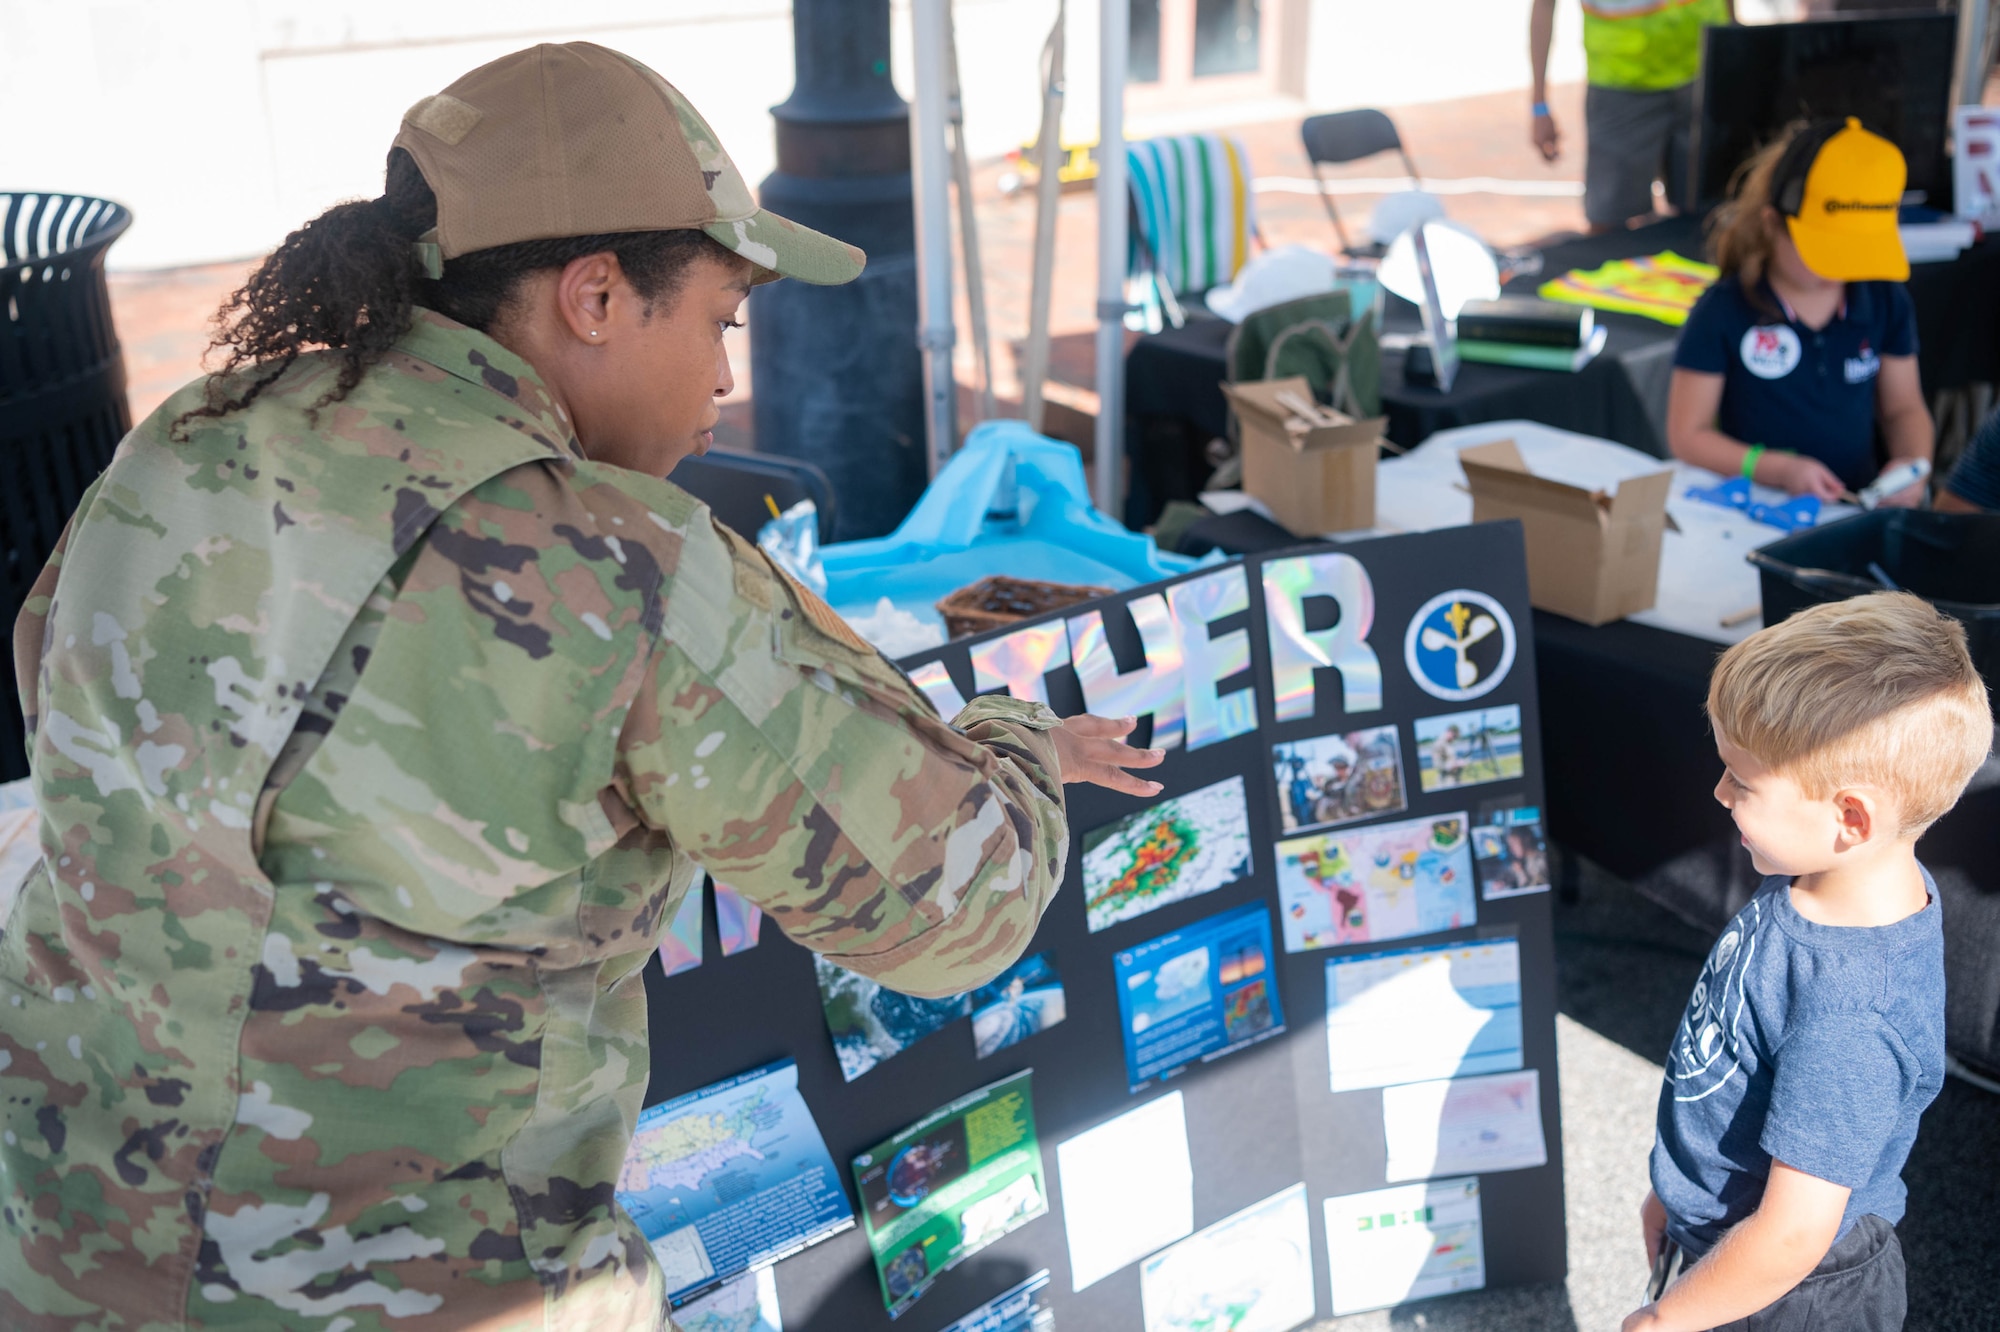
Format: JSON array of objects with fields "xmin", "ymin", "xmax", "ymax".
[{"xmin": 1300, "ymin": 110, "xmax": 1420, "ymax": 256}]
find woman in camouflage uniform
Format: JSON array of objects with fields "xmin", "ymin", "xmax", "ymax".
[{"xmin": 0, "ymin": 43, "xmax": 1159, "ymax": 1331}]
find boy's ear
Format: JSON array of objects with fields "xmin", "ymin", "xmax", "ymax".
[{"xmin": 1832, "ymin": 787, "xmax": 1881, "ymax": 849}]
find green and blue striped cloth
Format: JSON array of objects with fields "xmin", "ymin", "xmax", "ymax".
[{"xmin": 1127, "ymin": 133, "xmax": 1259, "ymax": 300}]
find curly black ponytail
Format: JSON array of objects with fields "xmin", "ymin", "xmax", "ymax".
[{"xmin": 174, "ymin": 147, "xmax": 732, "ymax": 438}]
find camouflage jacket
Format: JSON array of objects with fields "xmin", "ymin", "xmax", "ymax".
[{"xmin": 0, "ymin": 311, "xmax": 1068, "ymax": 1331}]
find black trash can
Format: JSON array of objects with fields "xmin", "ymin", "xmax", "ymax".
[
  {"xmin": 1748, "ymin": 510, "xmax": 2000, "ymax": 697},
  {"xmin": 1, "ymin": 192, "xmax": 134, "ymax": 782}
]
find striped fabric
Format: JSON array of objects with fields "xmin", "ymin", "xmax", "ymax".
[{"xmin": 1127, "ymin": 134, "xmax": 1258, "ymax": 298}]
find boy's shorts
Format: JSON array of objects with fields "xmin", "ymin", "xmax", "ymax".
[{"xmin": 1653, "ymin": 1213, "xmax": 1906, "ymax": 1331}]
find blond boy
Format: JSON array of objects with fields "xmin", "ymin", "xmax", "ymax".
[{"xmin": 1623, "ymin": 593, "xmax": 1992, "ymax": 1332}]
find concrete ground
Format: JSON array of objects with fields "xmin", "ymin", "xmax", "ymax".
[{"xmin": 1309, "ymin": 854, "xmax": 2000, "ymax": 1332}]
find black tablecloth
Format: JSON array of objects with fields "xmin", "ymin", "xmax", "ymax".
[
  {"xmin": 1123, "ymin": 215, "xmax": 2000, "ymax": 528},
  {"xmin": 1533, "ymin": 610, "xmax": 2000, "ymax": 1077}
]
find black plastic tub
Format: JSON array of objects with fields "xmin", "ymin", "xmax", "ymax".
[{"xmin": 1749, "ymin": 510, "xmax": 2000, "ymax": 695}]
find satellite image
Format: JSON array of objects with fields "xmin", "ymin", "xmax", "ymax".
[{"xmin": 814, "ymin": 954, "xmax": 971, "ymax": 1081}]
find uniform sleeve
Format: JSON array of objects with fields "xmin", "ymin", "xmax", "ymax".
[
  {"xmin": 13, "ymin": 473, "xmax": 106, "ymax": 758},
  {"xmin": 1761, "ymin": 1013, "xmax": 1916, "ymax": 1189},
  {"xmin": 615, "ymin": 518, "xmax": 1069, "ymax": 999},
  {"xmin": 1881, "ymin": 282, "xmax": 1917, "ymax": 358}
]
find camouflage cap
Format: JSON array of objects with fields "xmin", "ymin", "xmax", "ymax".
[{"xmin": 392, "ymin": 42, "xmax": 864, "ymax": 285}]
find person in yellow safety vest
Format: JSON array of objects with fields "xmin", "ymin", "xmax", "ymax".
[{"xmin": 1530, "ymin": 0, "xmax": 1735, "ymax": 233}]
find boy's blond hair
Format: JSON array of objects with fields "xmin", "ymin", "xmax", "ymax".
[{"xmin": 1708, "ymin": 593, "xmax": 1993, "ymax": 835}]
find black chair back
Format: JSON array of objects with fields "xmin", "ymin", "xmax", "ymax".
[
  {"xmin": 1297, "ymin": 111, "xmax": 1419, "ymax": 256},
  {"xmin": 1300, "ymin": 110, "xmax": 1405, "ymax": 167},
  {"xmin": 668, "ymin": 448, "xmax": 838, "ymax": 545}
]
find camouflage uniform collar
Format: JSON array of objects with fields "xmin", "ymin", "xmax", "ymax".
[{"xmin": 397, "ymin": 308, "xmax": 586, "ymax": 462}]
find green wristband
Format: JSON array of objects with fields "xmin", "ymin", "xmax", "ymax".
[{"xmin": 1741, "ymin": 444, "xmax": 1765, "ymax": 481}]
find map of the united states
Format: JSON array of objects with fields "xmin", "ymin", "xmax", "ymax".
[{"xmin": 617, "ymin": 1090, "xmax": 768, "ymax": 1195}]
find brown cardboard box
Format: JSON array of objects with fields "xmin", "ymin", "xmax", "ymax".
[
  {"xmin": 1223, "ymin": 377, "xmax": 1386, "ymax": 535},
  {"xmin": 1458, "ymin": 438, "xmax": 1675, "ymax": 626}
]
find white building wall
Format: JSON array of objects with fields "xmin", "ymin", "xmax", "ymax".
[
  {"xmin": 1303, "ymin": 0, "xmax": 1585, "ymax": 115},
  {"xmin": 4, "ymin": 0, "xmax": 1585, "ymax": 270}
]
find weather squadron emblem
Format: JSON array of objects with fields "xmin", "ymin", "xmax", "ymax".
[{"xmin": 1403, "ymin": 590, "xmax": 1516, "ymax": 702}]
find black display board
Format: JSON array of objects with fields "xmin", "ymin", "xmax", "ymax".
[
  {"xmin": 1691, "ymin": 15, "xmax": 1956, "ymax": 211},
  {"xmin": 641, "ymin": 521, "xmax": 1564, "ymax": 1330}
]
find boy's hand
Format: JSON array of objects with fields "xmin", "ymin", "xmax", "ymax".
[
  {"xmin": 1640, "ymin": 1188, "xmax": 1668, "ymax": 1266},
  {"xmin": 1620, "ymin": 1306, "xmax": 1665, "ymax": 1332}
]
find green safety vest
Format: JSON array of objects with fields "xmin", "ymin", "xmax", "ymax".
[{"xmin": 1583, "ymin": 0, "xmax": 1730, "ymax": 92}]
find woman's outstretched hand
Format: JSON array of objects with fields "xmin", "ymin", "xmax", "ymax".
[{"xmin": 1052, "ymin": 714, "xmax": 1166, "ymax": 797}]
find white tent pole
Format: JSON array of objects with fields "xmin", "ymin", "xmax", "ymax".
[
  {"xmin": 1022, "ymin": 2, "xmax": 1066, "ymax": 435},
  {"xmin": 911, "ymin": 0, "xmax": 958, "ymax": 473},
  {"xmin": 1092, "ymin": 0, "xmax": 1129, "ymax": 518},
  {"xmin": 945, "ymin": 8, "xmax": 997, "ymax": 424}
]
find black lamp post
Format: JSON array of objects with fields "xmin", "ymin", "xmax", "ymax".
[{"xmin": 750, "ymin": 0, "xmax": 928, "ymax": 541}]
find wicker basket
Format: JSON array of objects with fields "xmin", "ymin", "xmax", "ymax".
[{"xmin": 936, "ymin": 575, "xmax": 1113, "ymax": 640}]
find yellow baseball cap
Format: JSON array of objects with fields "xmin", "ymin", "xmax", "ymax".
[
  {"xmin": 392, "ymin": 43, "xmax": 864, "ymax": 285},
  {"xmin": 1774, "ymin": 117, "xmax": 1908, "ymax": 283}
]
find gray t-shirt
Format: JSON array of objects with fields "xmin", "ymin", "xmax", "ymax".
[{"xmin": 1651, "ymin": 870, "xmax": 1945, "ymax": 1255}]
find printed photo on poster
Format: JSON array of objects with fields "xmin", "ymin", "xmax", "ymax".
[
  {"xmin": 852, "ymin": 1071, "xmax": 1048, "ymax": 1319},
  {"xmin": 1275, "ymin": 812, "xmax": 1475, "ymax": 954},
  {"xmin": 616, "ymin": 1058, "xmax": 853, "ymax": 1308},
  {"xmin": 1472, "ymin": 804, "xmax": 1550, "ymax": 900},
  {"xmin": 1081, "ymin": 774, "xmax": 1253, "ymax": 934},
  {"xmin": 1114, "ymin": 902, "xmax": 1286, "ymax": 1093},
  {"xmin": 970, "ymin": 952, "xmax": 1067, "ymax": 1059},
  {"xmin": 1324, "ymin": 1177, "xmax": 1485, "ymax": 1316},
  {"xmin": 1139, "ymin": 1183, "xmax": 1316, "ymax": 1332},
  {"xmin": 1272, "ymin": 725, "xmax": 1408, "ymax": 835},
  {"xmin": 1325, "ymin": 937, "xmax": 1522, "ymax": 1092},
  {"xmin": 937, "ymin": 1271, "xmax": 1054, "ymax": 1332},
  {"xmin": 815, "ymin": 954, "xmax": 969, "ymax": 1082},
  {"xmin": 1413, "ymin": 705, "xmax": 1523, "ymax": 793},
  {"xmin": 673, "ymin": 1267, "xmax": 782, "ymax": 1332},
  {"xmin": 1382, "ymin": 1069, "xmax": 1547, "ymax": 1182}
]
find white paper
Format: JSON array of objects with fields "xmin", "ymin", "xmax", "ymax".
[
  {"xmin": 1324, "ymin": 1177, "xmax": 1486, "ymax": 1316},
  {"xmin": 1382, "ymin": 1069, "xmax": 1547, "ymax": 1182},
  {"xmin": 1057, "ymin": 1091, "xmax": 1195, "ymax": 1291},
  {"xmin": 1326, "ymin": 938, "xmax": 1522, "ymax": 1092},
  {"xmin": 1370, "ymin": 419, "xmax": 1861, "ymax": 647},
  {"xmin": 673, "ymin": 1266, "xmax": 782, "ymax": 1332},
  {"xmin": 1140, "ymin": 1183, "xmax": 1316, "ymax": 1332}
]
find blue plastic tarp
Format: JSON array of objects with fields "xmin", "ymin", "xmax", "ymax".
[{"xmin": 821, "ymin": 423, "xmax": 1199, "ymax": 630}]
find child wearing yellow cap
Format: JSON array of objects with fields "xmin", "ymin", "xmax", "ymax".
[{"xmin": 1666, "ymin": 119, "xmax": 1934, "ymax": 505}]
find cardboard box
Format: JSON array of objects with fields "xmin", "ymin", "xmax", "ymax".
[
  {"xmin": 1223, "ymin": 377, "xmax": 1385, "ymax": 535},
  {"xmin": 1458, "ymin": 438, "xmax": 1674, "ymax": 626}
]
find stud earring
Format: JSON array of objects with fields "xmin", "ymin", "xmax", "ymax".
[{"xmin": 588, "ymin": 330, "xmax": 600, "ymax": 338}]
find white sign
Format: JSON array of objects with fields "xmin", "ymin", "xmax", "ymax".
[{"xmin": 1056, "ymin": 1092, "xmax": 1195, "ymax": 1291}]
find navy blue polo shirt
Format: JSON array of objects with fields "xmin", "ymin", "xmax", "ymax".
[{"xmin": 1673, "ymin": 275, "xmax": 1917, "ymax": 491}]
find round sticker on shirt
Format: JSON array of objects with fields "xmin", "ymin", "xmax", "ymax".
[{"xmin": 1739, "ymin": 324, "xmax": 1802, "ymax": 379}]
